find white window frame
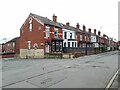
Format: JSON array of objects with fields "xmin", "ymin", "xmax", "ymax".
[
  {"xmin": 13, "ymin": 42, "xmax": 15, "ymax": 47},
  {"xmin": 45, "ymin": 26, "xmax": 50, "ymax": 38},
  {"xmin": 64, "ymin": 32, "xmax": 67, "ymax": 39},
  {"xmin": 85, "ymin": 35, "xmax": 87, "ymax": 41},
  {"xmin": 27, "ymin": 41, "xmax": 31, "ymax": 49},
  {"xmin": 70, "ymin": 33, "xmax": 72, "ymax": 39},
  {"xmin": 54, "ymin": 28, "xmax": 58, "ymax": 38},
  {"xmin": 29, "ymin": 17, "xmax": 32, "ymax": 32},
  {"xmin": 80, "ymin": 35, "xmax": 82, "ymax": 41},
  {"xmin": 33, "ymin": 43, "xmax": 38, "ymax": 49}
]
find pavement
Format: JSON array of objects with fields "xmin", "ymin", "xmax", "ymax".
[{"xmin": 1, "ymin": 51, "xmax": 119, "ymax": 88}]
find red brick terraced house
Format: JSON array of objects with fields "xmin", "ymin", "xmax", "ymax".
[
  {"xmin": 2, "ymin": 37, "xmax": 20, "ymax": 58},
  {"xmin": 2, "ymin": 13, "xmax": 118, "ymax": 58},
  {"xmin": 20, "ymin": 13, "xmax": 63, "ymax": 58}
]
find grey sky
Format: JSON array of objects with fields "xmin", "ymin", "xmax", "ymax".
[{"xmin": 0, "ymin": 0, "xmax": 118, "ymax": 43}]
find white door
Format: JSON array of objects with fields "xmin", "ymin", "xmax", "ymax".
[{"xmin": 45, "ymin": 45, "xmax": 49, "ymax": 53}]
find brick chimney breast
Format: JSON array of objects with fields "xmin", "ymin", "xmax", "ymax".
[
  {"xmin": 98, "ymin": 31, "xmax": 101, "ymax": 36},
  {"xmin": 53, "ymin": 14, "xmax": 57, "ymax": 22},
  {"xmin": 94, "ymin": 29, "xmax": 96, "ymax": 35},
  {"xmin": 103, "ymin": 34, "xmax": 106, "ymax": 37},
  {"xmin": 88, "ymin": 28, "xmax": 91, "ymax": 33},
  {"xmin": 76, "ymin": 23, "xmax": 80, "ymax": 29},
  {"xmin": 66, "ymin": 22, "xmax": 70, "ymax": 26},
  {"xmin": 83, "ymin": 25, "xmax": 86, "ymax": 31}
]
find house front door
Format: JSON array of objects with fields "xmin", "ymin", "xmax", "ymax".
[{"xmin": 45, "ymin": 44, "xmax": 49, "ymax": 53}]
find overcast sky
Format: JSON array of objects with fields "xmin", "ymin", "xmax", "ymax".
[{"xmin": 0, "ymin": 0, "xmax": 119, "ymax": 43}]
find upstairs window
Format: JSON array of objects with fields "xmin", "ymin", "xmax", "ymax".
[
  {"xmin": 64, "ymin": 32, "xmax": 67, "ymax": 39},
  {"xmin": 29, "ymin": 18, "xmax": 32, "ymax": 32},
  {"xmin": 45, "ymin": 26, "xmax": 50, "ymax": 38},
  {"xmin": 54, "ymin": 28, "xmax": 58, "ymax": 38},
  {"xmin": 8, "ymin": 43, "xmax": 10, "ymax": 47},
  {"xmin": 70, "ymin": 33, "xmax": 72, "ymax": 39},
  {"xmin": 85, "ymin": 35, "xmax": 86, "ymax": 41},
  {"xmin": 13, "ymin": 42, "xmax": 15, "ymax": 47},
  {"xmin": 80, "ymin": 35, "xmax": 82, "ymax": 41}
]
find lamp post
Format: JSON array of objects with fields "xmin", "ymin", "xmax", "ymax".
[{"xmin": 99, "ymin": 26, "xmax": 103, "ymax": 53}]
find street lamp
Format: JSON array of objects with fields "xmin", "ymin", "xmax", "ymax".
[{"xmin": 99, "ymin": 26, "xmax": 103, "ymax": 53}]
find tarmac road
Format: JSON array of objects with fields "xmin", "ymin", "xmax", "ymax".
[{"xmin": 1, "ymin": 51, "xmax": 118, "ymax": 88}]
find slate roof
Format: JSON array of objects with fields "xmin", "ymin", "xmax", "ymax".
[
  {"xmin": 30, "ymin": 13, "xmax": 97, "ymax": 36},
  {"xmin": 30, "ymin": 13, "xmax": 62, "ymax": 28},
  {"xmin": 6, "ymin": 37, "xmax": 20, "ymax": 43}
]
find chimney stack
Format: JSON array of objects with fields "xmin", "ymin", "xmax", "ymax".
[
  {"xmin": 94, "ymin": 29, "xmax": 96, "ymax": 35},
  {"xmin": 98, "ymin": 31, "xmax": 101, "ymax": 36},
  {"xmin": 103, "ymin": 34, "xmax": 106, "ymax": 37},
  {"xmin": 66, "ymin": 22, "xmax": 70, "ymax": 26},
  {"xmin": 76, "ymin": 23, "xmax": 80, "ymax": 29},
  {"xmin": 53, "ymin": 14, "xmax": 57, "ymax": 22},
  {"xmin": 88, "ymin": 28, "xmax": 91, "ymax": 33},
  {"xmin": 83, "ymin": 25, "xmax": 86, "ymax": 31}
]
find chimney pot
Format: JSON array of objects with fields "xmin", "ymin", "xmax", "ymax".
[
  {"xmin": 76, "ymin": 23, "xmax": 80, "ymax": 29},
  {"xmin": 53, "ymin": 14, "xmax": 57, "ymax": 22},
  {"xmin": 94, "ymin": 29, "xmax": 96, "ymax": 35},
  {"xmin": 88, "ymin": 28, "xmax": 91, "ymax": 33},
  {"xmin": 66, "ymin": 22, "xmax": 70, "ymax": 26},
  {"xmin": 83, "ymin": 25, "xmax": 86, "ymax": 31},
  {"xmin": 98, "ymin": 31, "xmax": 101, "ymax": 36}
]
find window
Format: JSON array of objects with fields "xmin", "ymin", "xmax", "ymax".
[
  {"xmin": 75, "ymin": 42, "xmax": 77, "ymax": 47},
  {"xmin": 13, "ymin": 42, "xmax": 15, "ymax": 47},
  {"xmin": 8, "ymin": 43, "xmax": 9, "ymax": 47},
  {"xmin": 83, "ymin": 43, "xmax": 86, "ymax": 47},
  {"xmin": 27, "ymin": 41, "xmax": 31, "ymax": 49},
  {"xmin": 29, "ymin": 18, "xmax": 32, "ymax": 32},
  {"xmin": 87, "ymin": 44, "xmax": 89, "ymax": 47},
  {"xmin": 76, "ymin": 35, "xmax": 77, "ymax": 39},
  {"xmin": 54, "ymin": 28, "xmax": 58, "ymax": 38},
  {"xmin": 52, "ymin": 42, "xmax": 55, "ymax": 51},
  {"xmin": 85, "ymin": 35, "xmax": 86, "ymax": 41},
  {"xmin": 29, "ymin": 24, "xmax": 32, "ymax": 32},
  {"xmin": 80, "ymin": 43, "xmax": 82, "ymax": 47},
  {"xmin": 9, "ymin": 43, "xmax": 11, "ymax": 47},
  {"xmin": 59, "ymin": 42, "xmax": 62, "ymax": 51},
  {"xmin": 68, "ymin": 42, "xmax": 70, "ymax": 47},
  {"xmin": 45, "ymin": 26, "xmax": 50, "ymax": 38},
  {"xmin": 56, "ymin": 42, "xmax": 59, "ymax": 51},
  {"xmin": 64, "ymin": 42, "xmax": 66, "ymax": 47},
  {"xmin": 33, "ymin": 43, "xmax": 38, "ymax": 49},
  {"xmin": 80, "ymin": 35, "xmax": 82, "ymax": 41},
  {"xmin": 64, "ymin": 32, "xmax": 67, "ymax": 39},
  {"xmin": 70, "ymin": 33, "xmax": 72, "ymax": 39},
  {"xmin": 72, "ymin": 42, "xmax": 74, "ymax": 47}
]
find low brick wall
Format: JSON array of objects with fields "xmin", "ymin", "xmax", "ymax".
[
  {"xmin": 63, "ymin": 47, "xmax": 100, "ymax": 58},
  {"xmin": 2, "ymin": 53, "xmax": 15, "ymax": 58}
]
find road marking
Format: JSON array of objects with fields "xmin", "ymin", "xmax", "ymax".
[{"xmin": 105, "ymin": 70, "xmax": 119, "ymax": 90}]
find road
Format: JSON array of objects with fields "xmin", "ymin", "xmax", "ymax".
[{"xmin": 1, "ymin": 51, "xmax": 119, "ymax": 88}]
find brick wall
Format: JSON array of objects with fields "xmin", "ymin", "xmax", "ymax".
[{"xmin": 20, "ymin": 16, "xmax": 45, "ymax": 49}]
